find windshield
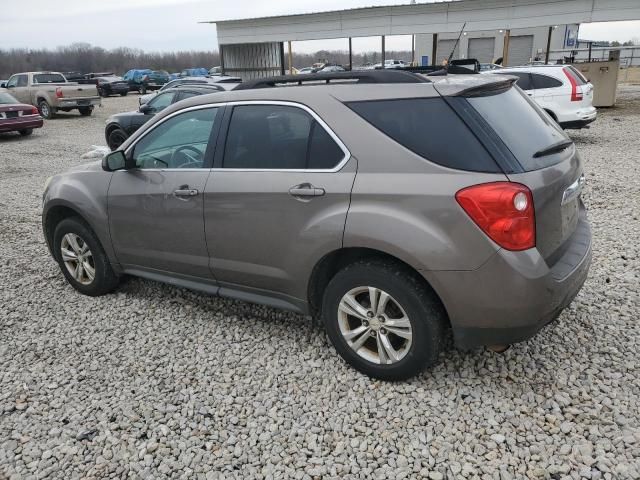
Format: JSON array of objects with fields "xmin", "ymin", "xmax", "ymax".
[
  {"xmin": 0, "ymin": 92, "xmax": 19, "ymax": 104},
  {"xmin": 467, "ymin": 87, "xmax": 570, "ymax": 171},
  {"xmin": 33, "ymin": 73, "xmax": 66, "ymax": 83}
]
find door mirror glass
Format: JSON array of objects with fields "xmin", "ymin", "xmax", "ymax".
[
  {"xmin": 139, "ymin": 103, "xmax": 152, "ymax": 114},
  {"xmin": 102, "ymin": 150, "xmax": 127, "ymax": 171}
]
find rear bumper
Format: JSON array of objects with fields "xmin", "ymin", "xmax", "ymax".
[
  {"xmin": 425, "ymin": 208, "xmax": 592, "ymax": 350},
  {"xmin": 56, "ymin": 97, "xmax": 101, "ymax": 109},
  {"xmin": 0, "ymin": 116, "xmax": 43, "ymax": 132},
  {"xmin": 105, "ymin": 84, "xmax": 129, "ymax": 93},
  {"xmin": 559, "ymin": 107, "xmax": 597, "ymax": 129}
]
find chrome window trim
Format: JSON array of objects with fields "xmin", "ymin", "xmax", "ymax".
[{"xmin": 125, "ymin": 100, "xmax": 352, "ymax": 173}]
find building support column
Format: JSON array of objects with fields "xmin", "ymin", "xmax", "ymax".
[
  {"xmin": 545, "ymin": 26, "xmax": 553, "ymax": 64},
  {"xmin": 588, "ymin": 42, "xmax": 593, "ymax": 62},
  {"xmin": 288, "ymin": 41, "xmax": 293, "ymax": 74},
  {"xmin": 219, "ymin": 44, "xmax": 225, "ymax": 75},
  {"xmin": 279, "ymin": 42, "xmax": 286, "ymax": 75},
  {"xmin": 411, "ymin": 34, "xmax": 415, "ymax": 66},
  {"xmin": 502, "ymin": 29, "xmax": 511, "ymax": 66},
  {"xmin": 432, "ymin": 33, "xmax": 438, "ymax": 66},
  {"xmin": 348, "ymin": 37, "xmax": 353, "ymax": 70},
  {"xmin": 381, "ymin": 35, "xmax": 386, "ymax": 65}
]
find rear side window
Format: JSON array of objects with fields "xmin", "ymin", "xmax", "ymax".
[
  {"xmin": 346, "ymin": 98, "xmax": 500, "ymax": 173},
  {"xmin": 468, "ymin": 87, "xmax": 570, "ymax": 171},
  {"xmin": 223, "ymin": 105, "xmax": 344, "ymax": 170},
  {"xmin": 531, "ymin": 73, "xmax": 563, "ymax": 89},
  {"xmin": 505, "ymin": 72, "xmax": 532, "ymax": 90}
]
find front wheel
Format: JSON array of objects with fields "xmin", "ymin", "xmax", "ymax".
[
  {"xmin": 107, "ymin": 128, "xmax": 128, "ymax": 151},
  {"xmin": 120, "ymin": 92, "xmax": 128, "ymax": 97},
  {"xmin": 53, "ymin": 217, "xmax": 119, "ymax": 296},
  {"xmin": 322, "ymin": 260, "xmax": 447, "ymax": 380},
  {"xmin": 138, "ymin": 85, "xmax": 147, "ymax": 95}
]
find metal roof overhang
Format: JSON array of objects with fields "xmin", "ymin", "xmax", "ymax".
[{"xmin": 204, "ymin": 0, "xmax": 640, "ymax": 45}]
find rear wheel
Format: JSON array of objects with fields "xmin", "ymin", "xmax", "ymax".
[
  {"xmin": 53, "ymin": 217, "xmax": 119, "ymax": 296},
  {"xmin": 138, "ymin": 85, "xmax": 147, "ymax": 95},
  {"xmin": 107, "ymin": 128, "xmax": 128, "ymax": 151},
  {"xmin": 98, "ymin": 87, "xmax": 107, "ymax": 97},
  {"xmin": 120, "ymin": 91, "xmax": 128, "ymax": 97},
  {"xmin": 322, "ymin": 260, "xmax": 446, "ymax": 380},
  {"xmin": 19, "ymin": 129, "xmax": 33, "ymax": 136},
  {"xmin": 78, "ymin": 106, "xmax": 93, "ymax": 116},
  {"xmin": 38, "ymin": 100, "xmax": 55, "ymax": 119}
]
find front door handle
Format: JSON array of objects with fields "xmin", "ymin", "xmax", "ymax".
[
  {"xmin": 289, "ymin": 183, "xmax": 325, "ymax": 198},
  {"xmin": 174, "ymin": 185, "xmax": 199, "ymax": 197}
]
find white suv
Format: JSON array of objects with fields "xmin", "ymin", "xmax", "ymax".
[{"xmin": 486, "ymin": 65, "xmax": 596, "ymax": 129}]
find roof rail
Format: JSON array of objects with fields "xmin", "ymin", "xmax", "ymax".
[{"xmin": 234, "ymin": 70, "xmax": 430, "ymax": 90}]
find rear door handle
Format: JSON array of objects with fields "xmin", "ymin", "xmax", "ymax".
[
  {"xmin": 174, "ymin": 185, "xmax": 199, "ymax": 197},
  {"xmin": 288, "ymin": 183, "xmax": 325, "ymax": 198}
]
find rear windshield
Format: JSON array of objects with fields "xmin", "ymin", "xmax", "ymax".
[
  {"xmin": 0, "ymin": 92, "xmax": 18, "ymax": 104},
  {"xmin": 346, "ymin": 97, "xmax": 500, "ymax": 173},
  {"xmin": 467, "ymin": 87, "xmax": 570, "ymax": 171},
  {"xmin": 33, "ymin": 73, "xmax": 66, "ymax": 84}
]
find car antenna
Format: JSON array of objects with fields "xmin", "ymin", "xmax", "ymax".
[{"xmin": 446, "ymin": 22, "xmax": 467, "ymax": 71}]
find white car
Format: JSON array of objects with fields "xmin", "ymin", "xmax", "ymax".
[{"xmin": 486, "ymin": 65, "xmax": 596, "ymax": 129}]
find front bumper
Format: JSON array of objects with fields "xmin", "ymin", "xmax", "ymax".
[{"xmin": 426, "ymin": 209, "xmax": 592, "ymax": 350}]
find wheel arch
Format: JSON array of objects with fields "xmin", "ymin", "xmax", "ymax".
[
  {"xmin": 307, "ymin": 247, "xmax": 450, "ymax": 325},
  {"xmin": 43, "ymin": 204, "xmax": 91, "ymax": 256}
]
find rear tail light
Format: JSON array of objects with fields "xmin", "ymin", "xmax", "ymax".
[
  {"xmin": 30, "ymin": 106, "xmax": 39, "ymax": 115},
  {"xmin": 55, "ymin": 87, "xmax": 64, "ymax": 98},
  {"xmin": 456, "ymin": 182, "xmax": 536, "ymax": 251},
  {"xmin": 563, "ymin": 67, "xmax": 583, "ymax": 102}
]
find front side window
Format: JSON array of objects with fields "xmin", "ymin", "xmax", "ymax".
[
  {"xmin": 16, "ymin": 75, "xmax": 28, "ymax": 87},
  {"xmin": 223, "ymin": 104, "xmax": 344, "ymax": 170},
  {"xmin": 132, "ymin": 108, "xmax": 219, "ymax": 169},
  {"xmin": 147, "ymin": 92, "xmax": 175, "ymax": 113},
  {"xmin": 6, "ymin": 76, "xmax": 19, "ymax": 88}
]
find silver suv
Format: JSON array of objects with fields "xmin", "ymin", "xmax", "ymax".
[{"xmin": 42, "ymin": 71, "xmax": 591, "ymax": 380}]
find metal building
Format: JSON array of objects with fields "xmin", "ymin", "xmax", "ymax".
[{"xmin": 203, "ymin": 0, "xmax": 640, "ymax": 80}]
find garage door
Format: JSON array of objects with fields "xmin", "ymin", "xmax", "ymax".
[
  {"xmin": 437, "ymin": 39, "xmax": 459, "ymax": 64},
  {"xmin": 468, "ymin": 37, "xmax": 495, "ymax": 63},
  {"xmin": 507, "ymin": 35, "xmax": 534, "ymax": 66}
]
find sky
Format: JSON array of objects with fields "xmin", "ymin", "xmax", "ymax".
[{"xmin": 1, "ymin": 0, "xmax": 639, "ymax": 53}]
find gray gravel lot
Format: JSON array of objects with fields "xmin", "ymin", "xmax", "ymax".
[{"xmin": 1, "ymin": 88, "xmax": 639, "ymax": 480}]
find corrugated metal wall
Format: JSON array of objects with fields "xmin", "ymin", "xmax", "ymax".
[
  {"xmin": 436, "ymin": 39, "xmax": 459, "ymax": 63},
  {"xmin": 222, "ymin": 42, "xmax": 284, "ymax": 81},
  {"xmin": 468, "ymin": 37, "xmax": 495, "ymax": 63}
]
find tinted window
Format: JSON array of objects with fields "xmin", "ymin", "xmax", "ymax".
[
  {"xmin": 531, "ymin": 73, "xmax": 562, "ymax": 89},
  {"xmin": 506, "ymin": 72, "xmax": 532, "ymax": 90},
  {"xmin": 308, "ymin": 122, "xmax": 345, "ymax": 169},
  {"xmin": 33, "ymin": 73, "xmax": 66, "ymax": 84},
  {"xmin": 17, "ymin": 75, "xmax": 28, "ymax": 87},
  {"xmin": 176, "ymin": 91, "xmax": 202, "ymax": 101},
  {"xmin": 147, "ymin": 92, "xmax": 175, "ymax": 112},
  {"xmin": 347, "ymin": 98, "xmax": 499, "ymax": 173},
  {"xmin": 133, "ymin": 108, "xmax": 218, "ymax": 169},
  {"xmin": 223, "ymin": 105, "xmax": 343, "ymax": 170},
  {"xmin": 468, "ymin": 87, "xmax": 570, "ymax": 171}
]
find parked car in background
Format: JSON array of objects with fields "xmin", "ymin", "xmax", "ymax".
[
  {"xmin": 94, "ymin": 75, "xmax": 129, "ymax": 97},
  {"xmin": 209, "ymin": 66, "xmax": 222, "ymax": 76},
  {"xmin": 123, "ymin": 69, "xmax": 153, "ymax": 92},
  {"xmin": 0, "ymin": 91, "xmax": 43, "ymax": 136},
  {"xmin": 180, "ymin": 68, "xmax": 209, "ymax": 78},
  {"xmin": 297, "ymin": 67, "xmax": 316, "ymax": 74},
  {"xmin": 138, "ymin": 76, "xmax": 241, "ymax": 104},
  {"xmin": 480, "ymin": 63, "xmax": 503, "ymax": 71},
  {"xmin": 45, "ymin": 71, "xmax": 591, "ymax": 380},
  {"xmin": 319, "ymin": 65, "xmax": 346, "ymax": 73},
  {"xmin": 1, "ymin": 71, "xmax": 100, "ymax": 119},
  {"xmin": 105, "ymin": 85, "xmax": 225, "ymax": 150},
  {"xmin": 123, "ymin": 69, "xmax": 169, "ymax": 94},
  {"xmin": 487, "ymin": 65, "xmax": 596, "ymax": 129}
]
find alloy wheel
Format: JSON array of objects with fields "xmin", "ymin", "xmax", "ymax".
[
  {"xmin": 337, "ymin": 286, "xmax": 412, "ymax": 365},
  {"xmin": 60, "ymin": 233, "xmax": 95, "ymax": 285}
]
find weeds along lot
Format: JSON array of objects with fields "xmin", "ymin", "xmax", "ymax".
[{"xmin": 1, "ymin": 88, "xmax": 639, "ymax": 479}]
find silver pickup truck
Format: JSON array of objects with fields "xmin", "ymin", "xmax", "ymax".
[{"xmin": 1, "ymin": 72, "xmax": 101, "ymax": 119}]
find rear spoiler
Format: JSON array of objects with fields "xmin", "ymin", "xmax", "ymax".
[{"xmin": 434, "ymin": 76, "xmax": 517, "ymax": 98}]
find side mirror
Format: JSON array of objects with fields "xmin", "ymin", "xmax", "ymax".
[
  {"xmin": 139, "ymin": 104, "xmax": 152, "ymax": 114},
  {"xmin": 102, "ymin": 150, "xmax": 128, "ymax": 172}
]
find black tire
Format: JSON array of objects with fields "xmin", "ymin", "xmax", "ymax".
[
  {"xmin": 78, "ymin": 106, "xmax": 93, "ymax": 116},
  {"xmin": 138, "ymin": 85, "xmax": 147, "ymax": 95},
  {"xmin": 322, "ymin": 260, "xmax": 447, "ymax": 381},
  {"xmin": 120, "ymin": 92, "xmax": 128, "ymax": 97},
  {"xmin": 53, "ymin": 217, "xmax": 119, "ymax": 296},
  {"xmin": 107, "ymin": 128, "xmax": 128, "ymax": 151},
  {"xmin": 19, "ymin": 129, "xmax": 33, "ymax": 136},
  {"xmin": 98, "ymin": 87, "xmax": 107, "ymax": 97},
  {"xmin": 38, "ymin": 100, "xmax": 55, "ymax": 119}
]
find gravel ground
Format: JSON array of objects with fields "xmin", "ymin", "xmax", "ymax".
[{"xmin": 0, "ymin": 88, "xmax": 639, "ymax": 480}]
